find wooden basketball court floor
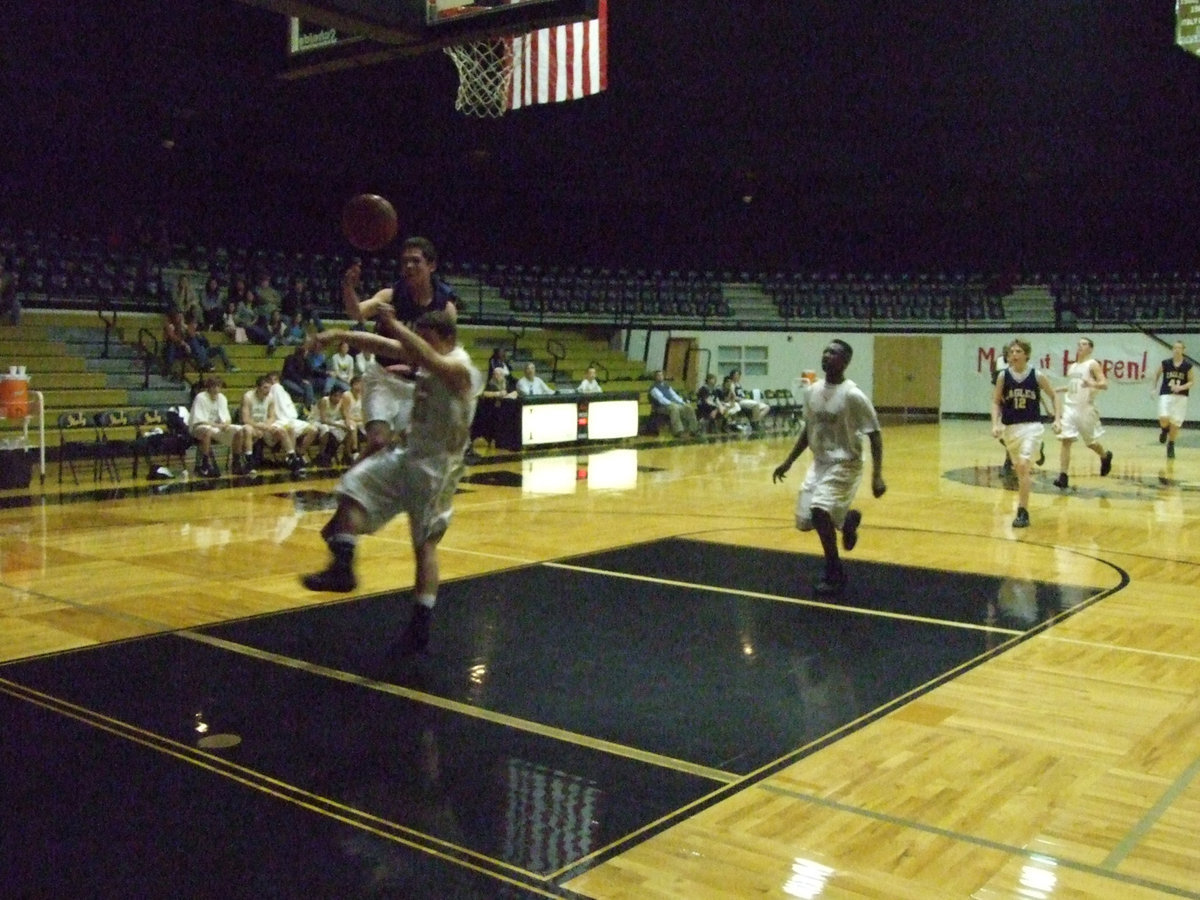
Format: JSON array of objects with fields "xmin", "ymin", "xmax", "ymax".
[{"xmin": 1, "ymin": 419, "xmax": 1197, "ymax": 898}]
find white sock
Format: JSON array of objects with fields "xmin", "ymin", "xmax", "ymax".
[{"xmin": 415, "ymin": 594, "xmax": 437, "ymax": 609}]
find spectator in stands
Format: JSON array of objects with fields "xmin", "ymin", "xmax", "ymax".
[
  {"xmin": 696, "ymin": 372, "xmax": 735, "ymax": 432},
  {"xmin": 1151, "ymin": 340, "xmax": 1195, "ymax": 460},
  {"xmin": 283, "ymin": 275, "xmax": 322, "ymax": 330},
  {"xmin": 227, "ymin": 275, "xmax": 249, "ymax": 311},
  {"xmin": 283, "ymin": 313, "xmax": 307, "ymax": 347},
  {"xmin": 577, "ymin": 366, "xmax": 603, "ymax": 394},
  {"xmin": 242, "ymin": 374, "xmax": 304, "ymax": 472},
  {"xmin": 649, "ymin": 370, "xmax": 701, "ymax": 437},
  {"xmin": 0, "ymin": 258, "xmax": 19, "ymax": 325},
  {"xmin": 248, "ymin": 286, "xmax": 275, "ymax": 348},
  {"xmin": 472, "ymin": 366, "xmax": 518, "ymax": 449},
  {"xmin": 172, "ymin": 274, "xmax": 202, "ymax": 322},
  {"xmin": 487, "ymin": 347, "xmax": 513, "ymax": 385},
  {"xmin": 729, "ymin": 368, "xmax": 770, "ymax": 427},
  {"xmin": 280, "ymin": 342, "xmax": 316, "ymax": 407},
  {"xmin": 189, "ymin": 374, "xmax": 250, "ymax": 477},
  {"xmin": 329, "ymin": 339, "xmax": 356, "ymax": 393},
  {"xmin": 306, "ymin": 334, "xmax": 334, "ymax": 397},
  {"xmin": 185, "ymin": 319, "xmax": 238, "ymax": 373},
  {"xmin": 516, "ymin": 362, "xmax": 554, "ymax": 396},
  {"xmin": 162, "ymin": 309, "xmax": 193, "ymax": 378},
  {"xmin": 254, "ymin": 273, "xmax": 282, "ymax": 320},
  {"xmin": 200, "ymin": 275, "xmax": 224, "ymax": 331},
  {"xmin": 265, "ymin": 309, "xmax": 287, "ymax": 355},
  {"xmin": 718, "ymin": 375, "xmax": 750, "ymax": 432},
  {"xmin": 233, "ymin": 289, "xmax": 269, "ymax": 345}
]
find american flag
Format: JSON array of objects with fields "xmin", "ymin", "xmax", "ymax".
[{"xmin": 508, "ymin": 0, "xmax": 607, "ymax": 110}]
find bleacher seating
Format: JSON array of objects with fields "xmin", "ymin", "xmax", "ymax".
[{"xmin": 6, "ymin": 224, "xmax": 1200, "ymax": 334}]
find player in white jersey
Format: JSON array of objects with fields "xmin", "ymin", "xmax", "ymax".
[
  {"xmin": 302, "ymin": 310, "xmax": 483, "ymax": 654},
  {"xmin": 1053, "ymin": 337, "xmax": 1112, "ymax": 489},
  {"xmin": 773, "ymin": 339, "xmax": 886, "ymax": 597}
]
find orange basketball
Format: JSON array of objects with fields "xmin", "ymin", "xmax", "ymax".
[{"xmin": 341, "ymin": 193, "xmax": 398, "ymax": 251}]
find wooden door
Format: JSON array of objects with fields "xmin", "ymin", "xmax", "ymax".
[
  {"xmin": 871, "ymin": 335, "xmax": 941, "ymax": 417},
  {"xmin": 664, "ymin": 337, "xmax": 699, "ymax": 390}
]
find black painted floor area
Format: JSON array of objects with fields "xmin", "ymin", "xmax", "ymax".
[{"xmin": 0, "ymin": 539, "xmax": 1102, "ymax": 897}]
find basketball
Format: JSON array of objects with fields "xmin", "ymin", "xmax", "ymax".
[{"xmin": 341, "ymin": 193, "xmax": 398, "ymax": 252}]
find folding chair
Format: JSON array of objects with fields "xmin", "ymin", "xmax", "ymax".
[
  {"xmin": 94, "ymin": 409, "xmax": 133, "ymax": 483},
  {"xmin": 56, "ymin": 411, "xmax": 103, "ymax": 485}
]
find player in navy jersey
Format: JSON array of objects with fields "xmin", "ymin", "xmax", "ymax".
[
  {"xmin": 1151, "ymin": 340, "xmax": 1195, "ymax": 460},
  {"xmin": 991, "ymin": 339, "xmax": 1060, "ymax": 528}
]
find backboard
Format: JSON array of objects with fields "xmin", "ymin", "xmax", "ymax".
[{"xmin": 244, "ymin": 0, "xmax": 599, "ymax": 77}]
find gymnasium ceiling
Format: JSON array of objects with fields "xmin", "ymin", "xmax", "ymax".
[{"xmin": 5, "ymin": 1, "xmax": 1200, "ymax": 271}]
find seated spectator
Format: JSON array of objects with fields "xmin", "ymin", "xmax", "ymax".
[
  {"xmin": 306, "ymin": 335, "xmax": 335, "ymax": 397},
  {"xmin": 189, "ymin": 374, "xmax": 250, "ymax": 476},
  {"xmin": 283, "ymin": 313, "xmax": 307, "ymax": 347},
  {"xmin": 696, "ymin": 372, "xmax": 736, "ymax": 432},
  {"xmin": 185, "ymin": 319, "xmax": 238, "ymax": 373},
  {"xmin": 254, "ymin": 272, "xmax": 282, "ymax": 320},
  {"xmin": 265, "ymin": 309, "xmax": 287, "ymax": 355},
  {"xmin": 577, "ymin": 366, "xmax": 603, "ymax": 394},
  {"xmin": 280, "ymin": 342, "xmax": 316, "ymax": 406},
  {"xmin": 328, "ymin": 339, "xmax": 356, "ymax": 392},
  {"xmin": 307, "ymin": 383, "xmax": 356, "ymax": 466},
  {"xmin": 162, "ymin": 309, "xmax": 193, "ymax": 377},
  {"xmin": 729, "ymin": 368, "xmax": 770, "ymax": 427},
  {"xmin": 200, "ymin": 275, "xmax": 224, "ymax": 331},
  {"xmin": 241, "ymin": 375, "xmax": 304, "ymax": 472},
  {"xmin": 718, "ymin": 375, "xmax": 751, "ymax": 433},
  {"xmin": 472, "ymin": 366, "xmax": 518, "ymax": 448},
  {"xmin": 649, "ymin": 369, "xmax": 702, "ymax": 437},
  {"xmin": 172, "ymin": 274, "xmax": 202, "ymax": 322},
  {"xmin": 516, "ymin": 362, "xmax": 555, "ymax": 396},
  {"xmin": 282, "ymin": 275, "xmax": 322, "ymax": 330},
  {"xmin": 487, "ymin": 347, "xmax": 513, "ymax": 384},
  {"xmin": 0, "ymin": 258, "xmax": 19, "ymax": 325},
  {"xmin": 234, "ymin": 290, "xmax": 270, "ymax": 346},
  {"xmin": 222, "ymin": 300, "xmax": 246, "ymax": 343}
]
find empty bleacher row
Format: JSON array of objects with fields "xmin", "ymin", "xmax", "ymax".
[
  {"xmin": 456, "ymin": 262, "xmax": 732, "ymax": 320},
  {"xmin": 6, "ymin": 226, "xmax": 1200, "ymax": 329},
  {"xmin": 1050, "ymin": 273, "xmax": 1200, "ymax": 326},
  {"xmin": 762, "ymin": 271, "xmax": 1005, "ymax": 324}
]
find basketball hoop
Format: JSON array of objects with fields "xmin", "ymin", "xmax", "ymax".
[{"xmin": 444, "ymin": 39, "xmax": 514, "ymax": 118}]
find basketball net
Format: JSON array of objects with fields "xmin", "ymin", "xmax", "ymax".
[{"xmin": 444, "ymin": 38, "xmax": 514, "ymax": 118}]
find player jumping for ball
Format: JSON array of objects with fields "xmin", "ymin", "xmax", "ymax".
[{"xmin": 342, "ymin": 237, "xmax": 458, "ymax": 460}]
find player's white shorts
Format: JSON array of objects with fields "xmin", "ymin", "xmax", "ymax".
[
  {"xmin": 1002, "ymin": 421, "xmax": 1045, "ymax": 463},
  {"xmin": 310, "ymin": 421, "xmax": 349, "ymax": 442},
  {"xmin": 363, "ymin": 362, "xmax": 415, "ymax": 434},
  {"xmin": 336, "ymin": 447, "xmax": 464, "ymax": 544},
  {"xmin": 1158, "ymin": 394, "xmax": 1188, "ymax": 427},
  {"xmin": 795, "ymin": 458, "xmax": 863, "ymax": 531},
  {"xmin": 189, "ymin": 423, "xmax": 244, "ymax": 446},
  {"xmin": 1059, "ymin": 403, "xmax": 1103, "ymax": 443}
]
